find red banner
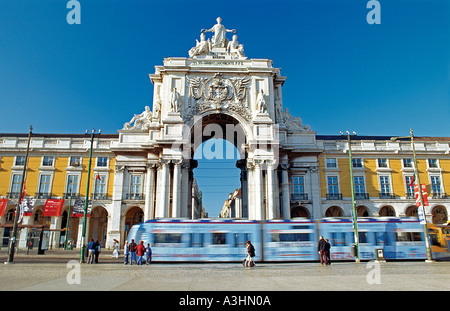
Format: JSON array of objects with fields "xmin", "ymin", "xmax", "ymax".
[
  {"xmin": 43, "ymin": 199, "xmax": 64, "ymax": 217},
  {"xmin": 414, "ymin": 184, "xmax": 429, "ymax": 207},
  {"xmin": 0, "ymin": 199, "xmax": 8, "ymax": 217}
]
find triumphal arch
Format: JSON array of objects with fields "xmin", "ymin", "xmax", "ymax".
[{"xmin": 111, "ymin": 17, "xmax": 321, "ymax": 227}]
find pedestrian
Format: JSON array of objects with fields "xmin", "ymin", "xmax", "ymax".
[
  {"xmin": 128, "ymin": 239, "xmax": 137, "ymax": 265},
  {"xmin": 112, "ymin": 239, "xmax": 120, "ymax": 259},
  {"xmin": 243, "ymin": 240, "xmax": 256, "ymax": 267},
  {"xmin": 318, "ymin": 236, "xmax": 327, "ymax": 266},
  {"xmin": 324, "ymin": 238, "xmax": 331, "ymax": 265},
  {"xmin": 94, "ymin": 240, "xmax": 101, "ymax": 264},
  {"xmin": 87, "ymin": 238, "xmax": 96, "ymax": 264},
  {"xmin": 124, "ymin": 241, "xmax": 130, "ymax": 265},
  {"xmin": 136, "ymin": 240, "xmax": 146, "ymax": 265},
  {"xmin": 145, "ymin": 243, "xmax": 152, "ymax": 265}
]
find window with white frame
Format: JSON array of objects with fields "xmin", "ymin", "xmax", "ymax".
[
  {"xmin": 66, "ymin": 174, "xmax": 79, "ymax": 196},
  {"xmin": 15, "ymin": 156, "xmax": 25, "ymax": 166},
  {"xmin": 326, "ymin": 158, "xmax": 337, "ymax": 168},
  {"xmin": 402, "ymin": 158, "xmax": 413, "ymax": 168},
  {"xmin": 352, "ymin": 158, "xmax": 363, "ymax": 168},
  {"xmin": 38, "ymin": 174, "xmax": 52, "ymax": 197},
  {"xmin": 93, "ymin": 174, "xmax": 106, "ymax": 199},
  {"xmin": 327, "ymin": 176, "xmax": 339, "ymax": 194},
  {"xmin": 97, "ymin": 157, "xmax": 108, "ymax": 167},
  {"xmin": 377, "ymin": 158, "xmax": 388, "ymax": 168},
  {"xmin": 428, "ymin": 159, "xmax": 438, "ymax": 168},
  {"xmin": 354, "ymin": 176, "xmax": 365, "ymax": 195},
  {"xmin": 292, "ymin": 175, "xmax": 306, "ymax": 200},
  {"xmin": 129, "ymin": 175, "xmax": 142, "ymax": 199},
  {"xmin": 69, "ymin": 156, "xmax": 81, "ymax": 167},
  {"xmin": 405, "ymin": 176, "xmax": 414, "ymax": 198},
  {"xmin": 10, "ymin": 174, "xmax": 23, "ymax": 196},
  {"xmin": 42, "ymin": 156, "xmax": 54, "ymax": 167},
  {"xmin": 430, "ymin": 176, "xmax": 442, "ymax": 196},
  {"xmin": 379, "ymin": 176, "xmax": 391, "ymax": 195}
]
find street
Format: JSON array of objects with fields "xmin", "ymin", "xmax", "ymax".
[{"xmin": 0, "ymin": 249, "xmax": 449, "ymax": 291}]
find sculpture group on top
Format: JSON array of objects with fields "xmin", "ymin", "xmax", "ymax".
[{"xmin": 189, "ymin": 17, "xmax": 245, "ymax": 59}]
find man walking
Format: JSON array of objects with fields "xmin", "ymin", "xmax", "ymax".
[
  {"xmin": 128, "ymin": 239, "xmax": 137, "ymax": 265},
  {"xmin": 317, "ymin": 236, "xmax": 327, "ymax": 266},
  {"xmin": 87, "ymin": 238, "xmax": 96, "ymax": 264}
]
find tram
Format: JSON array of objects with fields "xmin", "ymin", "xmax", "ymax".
[
  {"xmin": 126, "ymin": 217, "xmax": 428, "ymax": 262},
  {"xmin": 428, "ymin": 222, "xmax": 450, "ymax": 260}
]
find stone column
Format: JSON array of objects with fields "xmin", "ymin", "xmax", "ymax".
[
  {"xmin": 144, "ymin": 163, "xmax": 156, "ymax": 221},
  {"xmin": 280, "ymin": 163, "xmax": 291, "ymax": 219},
  {"xmin": 108, "ymin": 165, "xmax": 125, "ymax": 245},
  {"xmin": 172, "ymin": 160, "xmax": 182, "ymax": 218},
  {"xmin": 266, "ymin": 161, "xmax": 275, "ymax": 220},
  {"xmin": 236, "ymin": 159, "xmax": 248, "ymax": 218},
  {"xmin": 180, "ymin": 160, "xmax": 190, "ymax": 218},
  {"xmin": 155, "ymin": 159, "xmax": 170, "ymax": 218},
  {"xmin": 253, "ymin": 160, "xmax": 263, "ymax": 220}
]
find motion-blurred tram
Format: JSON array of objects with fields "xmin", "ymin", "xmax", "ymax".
[{"xmin": 126, "ymin": 217, "xmax": 429, "ymax": 262}]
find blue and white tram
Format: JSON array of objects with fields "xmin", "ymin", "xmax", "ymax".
[
  {"xmin": 318, "ymin": 217, "xmax": 427, "ymax": 261},
  {"xmin": 263, "ymin": 219, "xmax": 318, "ymax": 261},
  {"xmin": 127, "ymin": 219, "xmax": 262, "ymax": 262}
]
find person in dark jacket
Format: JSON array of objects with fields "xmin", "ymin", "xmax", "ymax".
[
  {"xmin": 324, "ymin": 238, "xmax": 331, "ymax": 265},
  {"xmin": 128, "ymin": 239, "xmax": 137, "ymax": 265},
  {"xmin": 87, "ymin": 238, "xmax": 96, "ymax": 264},
  {"xmin": 317, "ymin": 236, "xmax": 327, "ymax": 266}
]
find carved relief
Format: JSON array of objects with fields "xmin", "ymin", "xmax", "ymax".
[{"xmin": 186, "ymin": 73, "xmax": 252, "ymax": 121}]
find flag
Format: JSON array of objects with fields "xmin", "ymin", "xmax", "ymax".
[
  {"xmin": 95, "ymin": 173, "xmax": 102, "ymax": 181},
  {"xmin": 409, "ymin": 174, "xmax": 415, "ymax": 187}
]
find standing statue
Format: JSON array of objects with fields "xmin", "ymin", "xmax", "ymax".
[
  {"xmin": 256, "ymin": 90, "xmax": 267, "ymax": 113},
  {"xmin": 201, "ymin": 17, "xmax": 236, "ymax": 48},
  {"xmin": 170, "ymin": 88, "xmax": 181, "ymax": 113}
]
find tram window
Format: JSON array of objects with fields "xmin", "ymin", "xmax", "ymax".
[
  {"xmin": 331, "ymin": 232, "xmax": 346, "ymax": 246},
  {"xmin": 395, "ymin": 232, "xmax": 422, "ymax": 242},
  {"xmin": 190, "ymin": 233, "xmax": 204, "ymax": 248},
  {"xmin": 234, "ymin": 233, "xmax": 250, "ymax": 248},
  {"xmin": 358, "ymin": 232, "xmax": 367, "ymax": 244},
  {"xmin": 212, "ymin": 233, "xmax": 227, "ymax": 245},
  {"xmin": 375, "ymin": 232, "xmax": 388, "ymax": 245},
  {"xmin": 271, "ymin": 233, "xmax": 310, "ymax": 242},
  {"xmin": 154, "ymin": 233, "xmax": 182, "ymax": 245}
]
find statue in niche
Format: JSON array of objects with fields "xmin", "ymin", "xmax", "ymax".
[
  {"xmin": 123, "ymin": 106, "xmax": 152, "ymax": 130},
  {"xmin": 201, "ymin": 17, "xmax": 236, "ymax": 48},
  {"xmin": 153, "ymin": 95, "xmax": 161, "ymax": 120},
  {"xmin": 188, "ymin": 33, "xmax": 210, "ymax": 58},
  {"xmin": 256, "ymin": 89, "xmax": 267, "ymax": 113},
  {"xmin": 227, "ymin": 34, "xmax": 245, "ymax": 57},
  {"xmin": 170, "ymin": 88, "xmax": 181, "ymax": 113}
]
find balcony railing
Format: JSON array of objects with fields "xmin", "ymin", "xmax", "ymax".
[
  {"xmin": 91, "ymin": 193, "xmax": 111, "ymax": 200},
  {"xmin": 125, "ymin": 193, "xmax": 145, "ymax": 200},
  {"xmin": 354, "ymin": 193, "xmax": 369, "ymax": 200},
  {"xmin": 290, "ymin": 193, "xmax": 309, "ymax": 201},
  {"xmin": 7, "ymin": 192, "xmax": 21, "ymax": 199},
  {"xmin": 35, "ymin": 192, "xmax": 52, "ymax": 199},
  {"xmin": 379, "ymin": 192, "xmax": 397, "ymax": 199},
  {"xmin": 326, "ymin": 193, "xmax": 342, "ymax": 200},
  {"xmin": 431, "ymin": 192, "xmax": 448, "ymax": 199}
]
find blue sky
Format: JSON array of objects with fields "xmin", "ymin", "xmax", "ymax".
[{"xmin": 1, "ymin": 0, "xmax": 449, "ymax": 217}]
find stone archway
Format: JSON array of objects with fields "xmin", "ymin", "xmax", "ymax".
[
  {"xmin": 432, "ymin": 205, "xmax": 448, "ymax": 224},
  {"xmin": 405, "ymin": 205, "xmax": 418, "ymax": 217},
  {"xmin": 291, "ymin": 205, "xmax": 310, "ymax": 218},
  {"xmin": 379, "ymin": 205, "xmax": 396, "ymax": 217},
  {"xmin": 356, "ymin": 205, "xmax": 370, "ymax": 217},
  {"xmin": 124, "ymin": 206, "xmax": 144, "ymax": 241},
  {"xmin": 89, "ymin": 206, "xmax": 108, "ymax": 247},
  {"xmin": 325, "ymin": 206, "xmax": 343, "ymax": 217}
]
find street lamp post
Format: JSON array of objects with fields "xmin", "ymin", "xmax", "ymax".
[
  {"xmin": 391, "ymin": 129, "xmax": 434, "ymax": 262},
  {"xmin": 341, "ymin": 131, "xmax": 360, "ymax": 263},
  {"xmin": 80, "ymin": 129, "xmax": 101, "ymax": 263},
  {"xmin": 5, "ymin": 126, "xmax": 32, "ymax": 264}
]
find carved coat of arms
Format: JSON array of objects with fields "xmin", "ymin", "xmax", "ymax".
[{"xmin": 187, "ymin": 73, "xmax": 252, "ymax": 120}]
